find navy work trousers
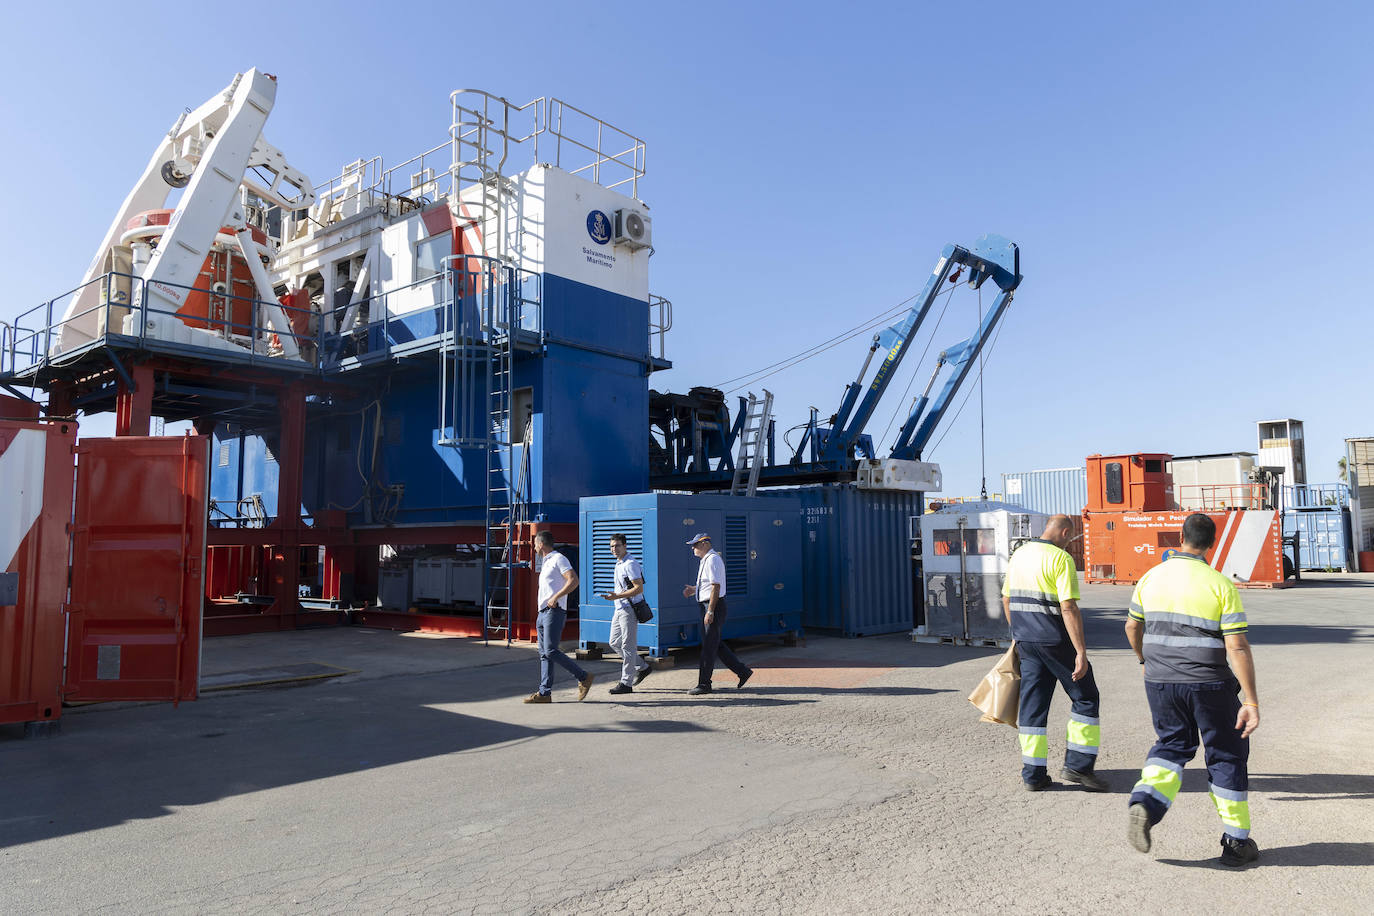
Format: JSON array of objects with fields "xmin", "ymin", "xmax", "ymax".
[
  {"xmin": 698, "ymin": 598, "xmax": 750, "ymax": 688},
  {"xmin": 1017, "ymin": 639, "xmax": 1101, "ymax": 782},
  {"xmin": 1129, "ymin": 679, "xmax": 1249, "ymax": 831},
  {"xmin": 537, "ymin": 606, "xmax": 587, "ymax": 695}
]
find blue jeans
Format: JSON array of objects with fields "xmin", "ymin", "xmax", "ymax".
[
  {"xmin": 1017, "ymin": 640, "xmax": 1101, "ymax": 782},
  {"xmin": 537, "ymin": 606, "xmax": 587, "ymax": 695},
  {"xmin": 1129, "ymin": 679, "xmax": 1250, "ymax": 837}
]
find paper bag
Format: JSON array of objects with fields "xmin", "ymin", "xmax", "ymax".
[{"xmin": 968, "ymin": 641, "xmax": 1020, "ymax": 727}]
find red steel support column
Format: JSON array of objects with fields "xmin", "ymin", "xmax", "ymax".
[
  {"xmin": 114, "ymin": 365, "xmax": 154, "ymax": 437},
  {"xmin": 269, "ymin": 383, "xmax": 307, "ymax": 622}
]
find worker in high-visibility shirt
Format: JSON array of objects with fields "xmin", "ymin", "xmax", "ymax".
[
  {"xmin": 1001, "ymin": 514, "xmax": 1109, "ymax": 792},
  {"xmin": 1125, "ymin": 513, "xmax": 1261, "ymax": 867}
]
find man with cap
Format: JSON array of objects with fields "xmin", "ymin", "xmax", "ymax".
[{"xmin": 682, "ymin": 532, "xmax": 753, "ymax": 695}]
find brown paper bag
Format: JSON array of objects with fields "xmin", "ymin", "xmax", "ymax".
[{"xmin": 968, "ymin": 641, "xmax": 1020, "ymax": 727}]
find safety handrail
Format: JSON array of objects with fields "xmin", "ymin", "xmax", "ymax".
[{"xmin": 649, "ymin": 294, "xmax": 672, "ymax": 360}]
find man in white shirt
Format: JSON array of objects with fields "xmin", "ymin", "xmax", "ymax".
[
  {"xmin": 524, "ymin": 530, "xmax": 595, "ymax": 703},
  {"xmin": 682, "ymin": 533, "xmax": 753, "ymax": 695},
  {"xmin": 600, "ymin": 532, "xmax": 653, "ymax": 695}
]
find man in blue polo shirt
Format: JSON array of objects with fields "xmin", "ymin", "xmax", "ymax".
[{"xmin": 1125, "ymin": 513, "xmax": 1261, "ymax": 868}]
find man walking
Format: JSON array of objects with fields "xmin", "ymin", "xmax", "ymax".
[
  {"xmin": 1001, "ymin": 514, "xmax": 1108, "ymax": 792},
  {"xmin": 524, "ymin": 530, "xmax": 594, "ymax": 703},
  {"xmin": 1124, "ymin": 513, "xmax": 1261, "ymax": 867},
  {"xmin": 600, "ymin": 532, "xmax": 652, "ymax": 694},
  {"xmin": 682, "ymin": 533, "xmax": 752, "ymax": 696}
]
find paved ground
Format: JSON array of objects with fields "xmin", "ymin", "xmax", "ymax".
[{"xmin": 3, "ymin": 575, "xmax": 1372, "ymax": 914}]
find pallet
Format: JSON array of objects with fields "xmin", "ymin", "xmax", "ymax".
[{"xmin": 912, "ymin": 634, "xmax": 1012, "ymax": 649}]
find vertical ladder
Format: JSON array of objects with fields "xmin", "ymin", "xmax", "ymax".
[
  {"xmin": 729, "ymin": 389, "xmax": 773, "ymax": 497},
  {"xmin": 482, "ymin": 280, "xmax": 517, "ymax": 645}
]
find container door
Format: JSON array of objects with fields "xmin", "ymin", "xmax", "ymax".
[{"xmin": 64, "ymin": 436, "xmax": 209, "ymax": 703}]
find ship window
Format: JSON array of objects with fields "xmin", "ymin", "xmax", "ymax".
[
  {"xmin": 1145, "ymin": 459, "xmax": 1163, "ymax": 473},
  {"xmin": 416, "ymin": 231, "xmax": 451, "ymax": 282},
  {"xmin": 931, "ymin": 529, "xmax": 996, "ymax": 556},
  {"xmin": 1105, "ymin": 462, "xmax": 1124, "ymax": 504}
]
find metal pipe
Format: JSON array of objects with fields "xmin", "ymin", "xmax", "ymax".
[
  {"xmin": 235, "ymin": 227, "xmax": 299, "ymax": 359},
  {"xmin": 957, "ymin": 515, "xmax": 970, "ymax": 641}
]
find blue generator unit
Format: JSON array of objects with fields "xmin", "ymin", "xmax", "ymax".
[{"xmin": 578, "ymin": 493, "xmax": 802, "ymax": 658}]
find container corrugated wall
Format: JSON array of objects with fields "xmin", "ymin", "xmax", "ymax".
[
  {"xmin": 1283, "ymin": 508, "xmax": 1354, "ymax": 571},
  {"xmin": 1000, "ymin": 467, "xmax": 1087, "ymax": 516},
  {"xmin": 784, "ymin": 487, "xmax": 921, "ymax": 637}
]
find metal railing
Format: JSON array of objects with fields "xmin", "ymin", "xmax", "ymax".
[
  {"xmin": 1285, "ymin": 483, "xmax": 1349, "ymax": 508},
  {"xmin": 1176, "ymin": 483, "xmax": 1271, "ymax": 510},
  {"xmin": 649, "ymin": 294, "xmax": 673, "ymax": 361}
]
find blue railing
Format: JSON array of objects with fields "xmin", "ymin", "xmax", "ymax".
[{"xmin": 1285, "ymin": 483, "xmax": 1349, "ymax": 508}]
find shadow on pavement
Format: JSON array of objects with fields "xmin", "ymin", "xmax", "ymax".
[
  {"xmin": 0, "ymin": 663, "xmax": 708, "ymax": 851},
  {"xmin": 1160, "ymin": 842, "xmax": 1374, "ymax": 868},
  {"xmin": 1249, "ymin": 773, "xmax": 1374, "ymax": 801}
]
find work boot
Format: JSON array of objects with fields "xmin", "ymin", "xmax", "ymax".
[
  {"xmin": 608, "ymin": 683, "xmax": 633, "ymax": 695},
  {"xmin": 1060, "ymin": 767, "xmax": 1111, "ymax": 792},
  {"xmin": 577, "ymin": 674, "xmax": 596, "ymax": 701},
  {"xmin": 1220, "ymin": 835, "xmax": 1260, "ymax": 868},
  {"xmin": 1127, "ymin": 803, "xmax": 1152, "ymax": 853},
  {"xmin": 1023, "ymin": 774, "xmax": 1053, "ymax": 792},
  {"xmin": 737, "ymin": 668, "xmax": 754, "ymax": 689},
  {"xmin": 524, "ymin": 693, "xmax": 551, "ymax": 704},
  {"xmin": 689, "ymin": 685, "xmax": 713, "ymax": 695},
  {"xmin": 635, "ymin": 666, "xmax": 652, "ymax": 686}
]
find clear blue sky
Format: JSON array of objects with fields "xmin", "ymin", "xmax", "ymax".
[{"xmin": 3, "ymin": 1, "xmax": 1370, "ymax": 495}]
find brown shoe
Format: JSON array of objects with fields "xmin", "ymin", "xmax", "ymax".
[
  {"xmin": 523, "ymin": 693, "xmax": 551, "ymax": 704},
  {"xmin": 577, "ymin": 674, "xmax": 596, "ymax": 701}
]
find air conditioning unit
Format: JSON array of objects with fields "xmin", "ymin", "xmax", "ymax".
[{"xmin": 614, "ymin": 207, "xmax": 652, "ymax": 250}]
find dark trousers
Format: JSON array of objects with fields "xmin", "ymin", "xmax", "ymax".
[
  {"xmin": 698, "ymin": 598, "xmax": 750, "ymax": 687},
  {"xmin": 1129, "ymin": 679, "xmax": 1251, "ymax": 838},
  {"xmin": 1017, "ymin": 640, "xmax": 1101, "ymax": 782}
]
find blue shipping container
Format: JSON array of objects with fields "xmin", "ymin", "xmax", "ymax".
[
  {"xmin": 1283, "ymin": 507, "xmax": 1353, "ymax": 571},
  {"xmin": 1001, "ymin": 467, "xmax": 1087, "ymax": 516},
  {"xmin": 766, "ymin": 487, "xmax": 921, "ymax": 637},
  {"xmin": 578, "ymin": 493, "xmax": 802, "ymax": 658}
]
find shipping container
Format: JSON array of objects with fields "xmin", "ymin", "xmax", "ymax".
[
  {"xmin": 766, "ymin": 487, "xmax": 921, "ymax": 637},
  {"xmin": 578, "ymin": 493, "xmax": 802, "ymax": 658},
  {"xmin": 1169, "ymin": 453, "xmax": 1260, "ymax": 509},
  {"xmin": 1284, "ymin": 508, "xmax": 1354, "ymax": 571},
  {"xmin": 1000, "ymin": 467, "xmax": 1087, "ymax": 516}
]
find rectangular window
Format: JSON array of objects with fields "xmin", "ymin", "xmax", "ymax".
[
  {"xmin": 1144, "ymin": 459, "xmax": 1163, "ymax": 473},
  {"xmin": 1105, "ymin": 462, "xmax": 1124, "ymax": 504},
  {"xmin": 416, "ymin": 231, "xmax": 452, "ymax": 282},
  {"xmin": 931, "ymin": 529, "xmax": 996, "ymax": 556}
]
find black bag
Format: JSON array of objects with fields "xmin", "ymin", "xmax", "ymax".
[{"xmin": 631, "ymin": 599, "xmax": 654, "ymax": 624}]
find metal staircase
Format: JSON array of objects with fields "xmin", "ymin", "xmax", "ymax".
[{"xmin": 729, "ymin": 389, "xmax": 773, "ymax": 497}]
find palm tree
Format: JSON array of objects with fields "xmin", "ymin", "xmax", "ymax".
[{"xmin": 1338, "ymin": 456, "xmax": 1347, "ymax": 483}]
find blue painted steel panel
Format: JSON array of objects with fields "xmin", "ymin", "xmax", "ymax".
[
  {"xmin": 578, "ymin": 493, "xmax": 802, "ymax": 657},
  {"xmin": 765, "ymin": 487, "xmax": 920, "ymax": 636},
  {"xmin": 1283, "ymin": 507, "xmax": 1353, "ymax": 571},
  {"xmin": 209, "ymin": 428, "xmax": 281, "ymax": 521},
  {"xmin": 542, "ymin": 274, "xmax": 649, "ymax": 358},
  {"xmin": 1001, "ymin": 467, "xmax": 1087, "ymax": 516}
]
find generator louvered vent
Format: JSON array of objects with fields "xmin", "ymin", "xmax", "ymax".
[
  {"xmin": 724, "ymin": 515, "xmax": 748, "ymax": 596},
  {"xmin": 590, "ymin": 518, "xmax": 645, "ymax": 593}
]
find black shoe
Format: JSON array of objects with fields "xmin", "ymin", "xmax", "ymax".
[
  {"xmin": 1220, "ymin": 835, "xmax": 1260, "ymax": 868},
  {"xmin": 1060, "ymin": 767, "xmax": 1111, "ymax": 792},
  {"xmin": 689, "ymin": 685, "xmax": 713, "ymax": 696},
  {"xmin": 608, "ymin": 683, "xmax": 633, "ymax": 695},
  {"xmin": 1023, "ymin": 775, "xmax": 1053, "ymax": 792},
  {"xmin": 635, "ymin": 666, "xmax": 652, "ymax": 686},
  {"xmin": 737, "ymin": 669, "xmax": 753, "ymax": 689},
  {"xmin": 1127, "ymin": 803, "xmax": 1152, "ymax": 853}
]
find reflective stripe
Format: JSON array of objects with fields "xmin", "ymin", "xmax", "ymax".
[
  {"xmin": 1066, "ymin": 719, "xmax": 1101, "ymax": 750},
  {"xmin": 1151, "ymin": 611, "xmax": 1223, "ymax": 631},
  {"xmin": 1223, "ymin": 825, "xmax": 1251, "ymax": 839},
  {"xmin": 1069, "ymin": 713, "xmax": 1100, "ymax": 726},
  {"xmin": 1144, "ymin": 634, "xmax": 1226, "ymax": 649},
  {"xmin": 1008, "ymin": 589, "xmax": 1059, "ymax": 605},
  {"xmin": 1009, "ymin": 603, "xmax": 1059, "ymax": 617},
  {"xmin": 1209, "ymin": 784, "xmax": 1248, "ymax": 802},
  {"xmin": 1145, "ymin": 756, "xmax": 1183, "ymax": 775},
  {"xmin": 1128, "ymin": 602, "xmax": 1145, "ymax": 620},
  {"xmin": 1136, "ymin": 762, "xmax": 1183, "ymax": 804},
  {"xmin": 1220, "ymin": 612, "xmax": 1247, "ymax": 628},
  {"xmin": 1066, "ymin": 742, "xmax": 1100, "ymax": 756},
  {"xmin": 1019, "ymin": 731, "xmax": 1048, "ymax": 766},
  {"xmin": 1017, "ymin": 726, "xmax": 1047, "ymax": 735},
  {"xmin": 1210, "ymin": 787, "xmax": 1252, "ymax": 833},
  {"xmin": 1132, "ymin": 783, "xmax": 1175, "ymax": 809}
]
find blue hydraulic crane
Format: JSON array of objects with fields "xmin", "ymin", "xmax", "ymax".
[{"xmin": 649, "ymin": 233, "xmax": 1021, "ymax": 491}]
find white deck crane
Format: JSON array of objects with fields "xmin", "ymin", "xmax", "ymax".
[{"xmin": 57, "ymin": 69, "xmax": 314, "ymax": 358}]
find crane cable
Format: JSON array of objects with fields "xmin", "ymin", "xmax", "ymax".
[{"xmin": 712, "ymin": 293, "xmax": 924, "ymax": 393}]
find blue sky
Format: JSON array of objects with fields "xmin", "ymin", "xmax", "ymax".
[{"xmin": 3, "ymin": 1, "xmax": 1370, "ymax": 496}]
